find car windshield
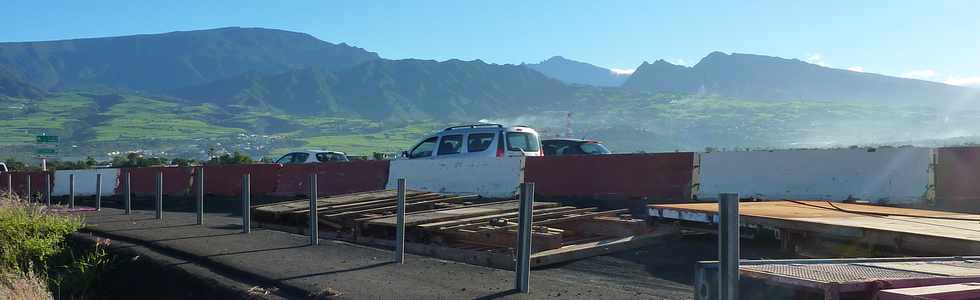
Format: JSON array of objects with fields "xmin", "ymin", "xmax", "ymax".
[
  {"xmin": 409, "ymin": 137, "xmax": 438, "ymax": 158},
  {"xmin": 291, "ymin": 153, "xmax": 309, "ymax": 163},
  {"xmin": 506, "ymin": 132, "xmax": 539, "ymax": 152},
  {"xmin": 580, "ymin": 142, "xmax": 611, "ymax": 154}
]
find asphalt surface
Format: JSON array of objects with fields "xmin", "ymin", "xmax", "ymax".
[{"xmin": 73, "ymin": 198, "xmax": 789, "ymax": 299}]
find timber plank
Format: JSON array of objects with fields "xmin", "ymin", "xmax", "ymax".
[{"xmin": 366, "ymin": 201, "xmax": 560, "ymax": 227}]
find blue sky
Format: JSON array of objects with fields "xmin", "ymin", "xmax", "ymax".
[{"xmin": 3, "ymin": 0, "xmax": 978, "ymax": 86}]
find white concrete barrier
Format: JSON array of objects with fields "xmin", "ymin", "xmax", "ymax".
[
  {"xmin": 387, "ymin": 157, "xmax": 525, "ymax": 199},
  {"xmin": 698, "ymin": 147, "xmax": 933, "ymax": 204},
  {"xmin": 53, "ymin": 168, "xmax": 120, "ymax": 196}
]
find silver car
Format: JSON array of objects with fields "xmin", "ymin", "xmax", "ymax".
[
  {"xmin": 403, "ymin": 124, "xmax": 542, "ymax": 159},
  {"xmin": 275, "ymin": 150, "xmax": 350, "ymax": 164}
]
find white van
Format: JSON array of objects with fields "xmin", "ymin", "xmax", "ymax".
[{"xmin": 403, "ymin": 124, "xmax": 542, "ymax": 159}]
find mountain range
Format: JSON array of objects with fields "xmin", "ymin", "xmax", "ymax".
[
  {"xmin": 623, "ymin": 52, "xmax": 975, "ymax": 105},
  {"xmin": 169, "ymin": 58, "xmax": 570, "ymax": 121},
  {"xmin": 0, "ymin": 27, "xmax": 378, "ymax": 92},
  {"xmin": 525, "ymin": 56, "xmax": 629, "ymax": 87},
  {"xmin": 1, "ymin": 26, "xmax": 978, "ymax": 159}
]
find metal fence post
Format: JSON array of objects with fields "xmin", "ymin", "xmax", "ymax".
[
  {"xmin": 68, "ymin": 173, "xmax": 75, "ymax": 208},
  {"xmin": 25, "ymin": 175, "xmax": 31, "ymax": 202},
  {"xmin": 719, "ymin": 193, "xmax": 740, "ymax": 300},
  {"xmin": 5, "ymin": 173, "xmax": 10, "ymax": 197},
  {"xmin": 309, "ymin": 173, "xmax": 318, "ymax": 245},
  {"xmin": 124, "ymin": 171, "xmax": 131, "ymax": 214},
  {"xmin": 515, "ymin": 182, "xmax": 534, "ymax": 293},
  {"xmin": 395, "ymin": 178, "xmax": 406, "ymax": 263},
  {"xmin": 196, "ymin": 167, "xmax": 204, "ymax": 225},
  {"xmin": 95, "ymin": 173, "xmax": 102, "ymax": 211},
  {"xmin": 44, "ymin": 174, "xmax": 51, "ymax": 206},
  {"xmin": 155, "ymin": 171, "xmax": 163, "ymax": 219},
  {"xmin": 242, "ymin": 174, "xmax": 250, "ymax": 233}
]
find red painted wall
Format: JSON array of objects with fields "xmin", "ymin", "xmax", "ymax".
[
  {"xmin": 4, "ymin": 171, "xmax": 53, "ymax": 198},
  {"xmin": 274, "ymin": 161, "xmax": 389, "ymax": 197},
  {"xmin": 936, "ymin": 147, "xmax": 980, "ymax": 211},
  {"xmin": 201, "ymin": 164, "xmax": 282, "ymax": 197},
  {"xmin": 524, "ymin": 153, "xmax": 698, "ymax": 203},
  {"xmin": 123, "ymin": 167, "xmax": 195, "ymax": 196}
]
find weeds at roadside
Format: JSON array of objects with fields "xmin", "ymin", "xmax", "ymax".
[{"xmin": 0, "ymin": 194, "xmax": 116, "ymax": 299}]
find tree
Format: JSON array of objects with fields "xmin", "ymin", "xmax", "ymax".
[
  {"xmin": 208, "ymin": 152, "xmax": 253, "ymax": 165},
  {"xmin": 171, "ymin": 158, "xmax": 197, "ymax": 167},
  {"xmin": 110, "ymin": 153, "xmax": 169, "ymax": 168}
]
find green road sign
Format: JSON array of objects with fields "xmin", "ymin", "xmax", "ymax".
[
  {"xmin": 36, "ymin": 148, "xmax": 58, "ymax": 155},
  {"xmin": 36, "ymin": 135, "xmax": 59, "ymax": 143}
]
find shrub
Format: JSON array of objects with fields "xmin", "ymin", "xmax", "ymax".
[{"xmin": 0, "ymin": 196, "xmax": 83, "ymax": 272}]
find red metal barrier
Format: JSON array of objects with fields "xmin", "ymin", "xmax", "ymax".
[
  {"xmin": 201, "ymin": 164, "xmax": 282, "ymax": 197},
  {"xmin": 273, "ymin": 161, "xmax": 389, "ymax": 197},
  {"xmin": 936, "ymin": 147, "xmax": 980, "ymax": 211},
  {"xmin": 524, "ymin": 153, "xmax": 698, "ymax": 203},
  {"xmin": 124, "ymin": 167, "xmax": 194, "ymax": 196}
]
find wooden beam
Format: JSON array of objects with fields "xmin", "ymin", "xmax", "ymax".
[
  {"xmin": 365, "ymin": 201, "xmax": 561, "ymax": 227},
  {"xmin": 328, "ymin": 195, "xmax": 480, "ymax": 219},
  {"xmin": 417, "ymin": 206, "xmax": 586, "ymax": 230},
  {"xmin": 474, "ymin": 209, "xmax": 629, "ymax": 233},
  {"xmin": 528, "ymin": 225, "xmax": 679, "ymax": 266},
  {"xmin": 439, "ymin": 228, "xmax": 564, "ymax": 252}
]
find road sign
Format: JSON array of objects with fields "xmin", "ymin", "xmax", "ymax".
[
  {"xmin": 36, "ymin": 148, "xmax": 57, "ymax": 155},
  {"xmin": 36, "ymin": 135, "xmax": 59, "ymax": 143}
]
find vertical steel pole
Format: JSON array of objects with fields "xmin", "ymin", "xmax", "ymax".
[
  {"xmin": 95, "ymin": 173, "xmax": 102, "ymax": 211},
  {"xmin": 515, "ymin": 182, "xmax": 534, "ymax": 293},
  {"xmin": 395, "ymin": 178, "xmax": 406, "ymax": 263},
  {"xmin": 44, "ymin": 174, "xmax": 51, "ymax": 206},
  {"xmin": 68, "ymin": 173, "xmax": 75, "ymax": 208},
  {"xmin": 155, "ymin": 171, "xmax": 163, "ymax": 219},
  {"xmin": 5, "ymin": 173, "xmax": 10, "ymax": 197},
  {"xmin": 124, "ymin": 172, "xmax": 131, "ymax": 214},
  {"xmin": 719, "ymin": 193, "xmax": 740, "ymax": 300},
  {"xmin": 196, "ymin": 167, "xmax": 204, "ymax": 225},
  {"xmin": 309, "ymin": 173, "xmax": 318, "ymax": 245},
  {"xmin": 242, "ymin": 174, "xmax": 250, "ymax": 233},
  {"xmin": 25, "ymin": 175, "xmax": 31, "ymax": 202}
]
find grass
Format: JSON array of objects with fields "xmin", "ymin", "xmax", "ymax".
[
  {"xmin": 289, "ymin": 121, "xmax": 444, "ymax": 156},
  {"xmin": 7, "ymin": 89, "xmax": 980, "ymax": 158},
  {"xmin": 0, "ymin": 94, "xmax": 95, "ymax": 144},
  {"xmin": 91, "ymin": 95, "xmax": 245, "ymax": 142},
  {"xmin": 0, "ymin": 193, "xmax": 113, "ymax": 299}
]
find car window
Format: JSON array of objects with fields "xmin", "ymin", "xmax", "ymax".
[
  {"xmin": 437, "ymin": 134, "xmax": 463, "ymax": 155},
  {"xmin": 291, "ymin": 153, "xmax": 310, "ymax": 163},
  {"xmin": 316, "ymin": 152, "xmax": 346, "ymax": 162},
  {"xmin": 275, "ymin": 154, "xmax": 293, "ymax": 164},
  {"xmin": 506, "ymin": 132, "xmax": 540, "ymax": 152},
  {"xmin": 559, "ymin": 145, "xmax": 583, "ymax": 155},
  {"xmin": 580, "ymin": 143, "xmax": 611, "ymax": 154},
  {"xmin": 467, "ymin": 133, "xmax": 494, "ymax": 152},
  {"xmin": 410, "ymin": 137, "xmax": 438, "ymax": 158}
]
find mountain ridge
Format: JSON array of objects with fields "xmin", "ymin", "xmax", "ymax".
[
  {"xmin": 624, "ymin": 52, "xmax": 975, "ymax": 104},
  {"xmin": 0, "ymin": 27, "xmax": 380, "ymax": 91},
  {"xmin": 525, "ymin": 56, "xmax": 629, "ymax": 87},
  {"xmin": 170, "ymin": 58, "xmax": 572, "ymax": 121}
]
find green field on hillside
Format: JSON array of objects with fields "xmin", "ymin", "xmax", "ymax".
[{"xmin": 4, "ymin": 90, "xmax": 980, "ymax": 161}]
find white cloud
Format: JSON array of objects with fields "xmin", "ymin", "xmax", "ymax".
[
  {"xmin": 668, "ymin": 58, "xmax": 689, "ymax": 66},
  {"xmin": 900, "ymin": 69, "xmax": 938, "ymax": 80},
  {"xmin": 609, "ymin": 68, "xmax": 635, "ymax": 75},
  {"xmin": 944, "ymin": 76, "xmax": 980, "ymax": 87},
  {"xmin": 846, "ymin": 66, "xmax": 865, "ymax": 72},
  {"xmin": 805, "ymin": 53, "xmax": 827, "ymax": 67}
]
